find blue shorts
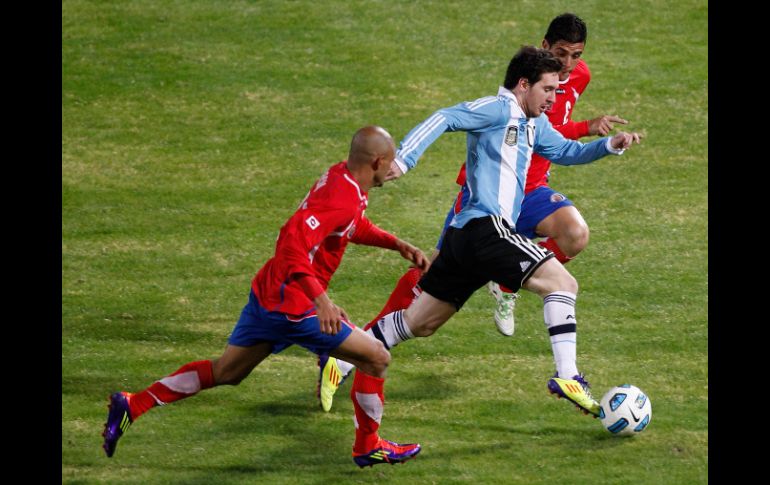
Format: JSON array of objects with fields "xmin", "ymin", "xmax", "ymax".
[
  {"xmin": 228, "ymin": 290, "xmax": 354, "ymax": 355},
  {"xmin": 515, "ymin": 186, "xmax": 574, "ymax": 239},
  {"xmin": 436, "ymin": 185, "xmax": 573, "ymax": 246}
]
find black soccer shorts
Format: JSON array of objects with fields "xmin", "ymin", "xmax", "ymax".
[{"xmin": 419, "ymin": 215, "xmax": 554, "ymax": 310}]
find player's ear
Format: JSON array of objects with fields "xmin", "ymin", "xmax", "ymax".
[{"xmin": 542, "ymin": 39, "xmax": 550, "ymax": 50}]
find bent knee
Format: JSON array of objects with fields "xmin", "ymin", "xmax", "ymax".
[
  {"xmin": 359, "ymin": 341, "xmax": 391, "ymax": 376},
  {"xmin": 373, "ymin": 341, "xmax": 391, "ymax": 369},
  {"xmin": 561, "ymin": 224, "xmax": 590, "ymax": 256}
]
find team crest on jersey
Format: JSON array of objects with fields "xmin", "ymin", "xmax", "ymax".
[
  {"xmin": 556, "ymin": 88, "xmax": 565, "ymax": 94},
  {"xmin": 504, "ymin": 126, "xmax": 518, "ymax": 146},
  {"xmin": 305, "ymin": 215, "xmax": 320, "ymax": 230},
  {"xmin": 550, "ymin": 193, "xmax": 566, "ymax": 203}
]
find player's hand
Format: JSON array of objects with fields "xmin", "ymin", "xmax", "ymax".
[
  {"xmin": 314, "ymin": 293, "xmax": 345, "ymax": 335},
  {"xmin": 588, "ymin": 115, "xmax": 627, "ymax": 136},
  {"xmin": 395, "ymin": 240, "xmax": 431, "ymax": 273},
  {"xmin": 610, "ymin": 131, "xmax": 643, "ymax": 150},
  {"xmin": 385, "ymin": 160, "xmax": 404, "ymax": 181}
]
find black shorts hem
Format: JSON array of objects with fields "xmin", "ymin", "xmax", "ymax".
[{"xmin": 520, "ymin": 252, "xmax": 555, "ymax": 286}]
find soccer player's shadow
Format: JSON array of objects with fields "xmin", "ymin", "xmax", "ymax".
[{"xmin": 386, "ymin": 372, "xmax": 460, "ymax": 401}]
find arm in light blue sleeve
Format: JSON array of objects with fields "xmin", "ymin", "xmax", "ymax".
[
  {"xmin": 534, "ymin": 114, "xmax": 622, "ymax": 166},
  {"xmin": 394, "ymin": 98, "xmax": 507, "ymax": 173}
]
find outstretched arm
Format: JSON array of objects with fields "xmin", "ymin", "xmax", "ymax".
[
  {"xmin": 351, "ymin": 216, "xmax": 430, "ymax": 272},
  {"xmin": 609, "ymin": 131, "xmax": 642, "ymax": 150},
  {"xmin": 390, "ymin": 97, "xmax": 508, "ymax": 180},
  {"xmin": 586, "ymin": 115, "xmax": 628, "ymax": 136},
  {"xmin": 394, "ymin": 239, "xmax": 430, "ymax": 272},
  {"xmin": 558, "ymin": 115, "xmax": 628, "ymax": 139},
  {"xmin": 536, "ymin": 115, "xmax": 642, "ymax": 165}
]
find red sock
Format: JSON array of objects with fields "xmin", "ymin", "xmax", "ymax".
[
  {"xmin": 538, "ymin": 238, "xmax": 573, "ymax": 264},
  {"xmin": 127, "ymin": 360, "xmax": 215, "ymax": 420},
  {"xmin": 499, "ymin": 284, "xmax": 515, "ymax": 293},
  {"xmin": 350, "ymin": 370, "xmax": 385, "ymax": 453},
  {"xmin": 363, "ymin": 267, "xmax": 422, "ymax": 331}
]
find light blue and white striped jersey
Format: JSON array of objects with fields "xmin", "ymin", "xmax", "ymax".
[{"xmin": 395, "ymin": 86, "xmax": 623, "ymax": 229}]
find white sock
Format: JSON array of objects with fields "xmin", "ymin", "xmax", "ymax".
[
  {"xmin": 334, "ymin": 310, "xmax": 414, "ymax": 378},
  {"xmin": 367, "ymin": 310, "xmax": 414, "ymax": 349},
  {"xmin": 336, "ymin": 358, "xmax": 355, "ymax": 376},
  {"xmin": 543, "ymin": 291, "xmax": 579, "ymax": 379}
]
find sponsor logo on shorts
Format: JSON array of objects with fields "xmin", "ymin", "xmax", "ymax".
[
  {"xmin": 520, "ymin": 261, "xmax": 531, "ymax": 271},
  {"xmin": 550, "ymin": 193, "xmax": 566, "ymax": 203}
]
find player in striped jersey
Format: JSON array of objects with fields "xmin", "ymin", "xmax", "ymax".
[
  {"xmin": 375, "ymin": 13, "xmax": 625, "ymax": 338},
  {"xmin": 485, "ymin": 13, "xmax": 627, "ymax": 336},
  {"xmin": 102, "ymin": 126, "xmax": 429, "ymax": 467},
  {"xmin": 318, "ymin": 14, "xmax": 631, "ymax": 413},
  {"xmin": 323, "ymin": 47, "xmax": 641, "ymax": 418}
]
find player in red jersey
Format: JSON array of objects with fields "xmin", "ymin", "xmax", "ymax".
[
  {"xmin": 102, "ymin": 126, "xmax": 430, "ymax": 468},
  {"xmin": 317, "ymin": 13, "xmax": 631, "ymax": 412},
  {"xmin": 485, "ymin": 13, "xmax": 628, "ymax": 335}
]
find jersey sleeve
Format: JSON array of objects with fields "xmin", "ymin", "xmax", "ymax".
[
  {"xmin": 295, "ymin": 273, "xmax": 325, "ymax": 301},
  {"xmin": 394, "ymin": 98, "xmax": 507, "ymax": 174},
  {"xmin": 277, "ymin": 201, "xmax": 355, "ymax": 281},
  {"xmin": 557, "ymin": 119, "xmax": 590, "ymax": 139},
  {"xmin": 533, "ymin": 115, "xmax": 614, "ymax": 166},
  {"xmin": 349, "ymin": 215, "xmax": 399, "ymax": 249}
]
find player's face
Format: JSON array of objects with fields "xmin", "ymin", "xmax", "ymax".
[
  {"xmin": 372, "ymin": 146, "xmax": 395, "ymax": 188},
  {"xmin": 543, "ymin": 40, "xmax": 585, "ymax": 81},
  {"xmin": 524, "ymin": 72, "xmax": 559, "ymax": 117}
]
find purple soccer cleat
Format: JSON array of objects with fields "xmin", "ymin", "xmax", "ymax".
[
  {"xmin": 353, "ymin": 439, "xmax": 421, "ymax": 467},
  {"xmin": 102, "ymin": 392, "xmax": 133, "ymax": 457}
]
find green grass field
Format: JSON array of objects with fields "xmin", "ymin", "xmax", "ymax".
[{"xmin": 62, "ymin": 0, "xmax": 707, "ymax": 483}]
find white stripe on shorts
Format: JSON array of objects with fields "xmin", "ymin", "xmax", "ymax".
[{"xmin": 490, "ymin": 215, "xmax": 548, "ymax": 261}]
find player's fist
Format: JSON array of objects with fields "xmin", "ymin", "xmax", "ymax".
[
  {"xmin": 385, "ymin": 160, "xmax": 405, "ymax": 181},
  {"xmin": 314, "ymin": 293, "xmax": 345, "ymax": 335},
  {"xmin": 395, "ymin": 240, "xmax": 430, "ymax": 273},
  {"xmin": 610, "ymin": 131, "xmax": 642, "ymax": 150}
]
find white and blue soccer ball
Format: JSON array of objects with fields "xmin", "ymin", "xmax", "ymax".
[{"xmin": 598, "ymin": 384, "xmax": 652, "ymax": 436}]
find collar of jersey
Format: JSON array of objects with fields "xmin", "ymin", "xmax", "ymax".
[
  {"xmin": 342, "ymin": 172, "xmax": 366, "ymax": 202},
  {"xmin": 497, "ymin": 86, "xmax": 525, "ymax": 119}
]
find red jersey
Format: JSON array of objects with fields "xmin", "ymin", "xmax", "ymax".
[
  {"xmin": 455, "ymin": 59, "xmax": 592, "ymax": 193},
  {"xmin": 527, "ymin": 59, "xmax": 591, "ymax": 192},
  {"xmin": 252, "ymin": 161, "xmax": 396, "ymax": 317}
]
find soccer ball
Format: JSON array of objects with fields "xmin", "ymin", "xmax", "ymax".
[{"xmin": 598, "ymin": 384, "xmax": 652, "ymax": 436}]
